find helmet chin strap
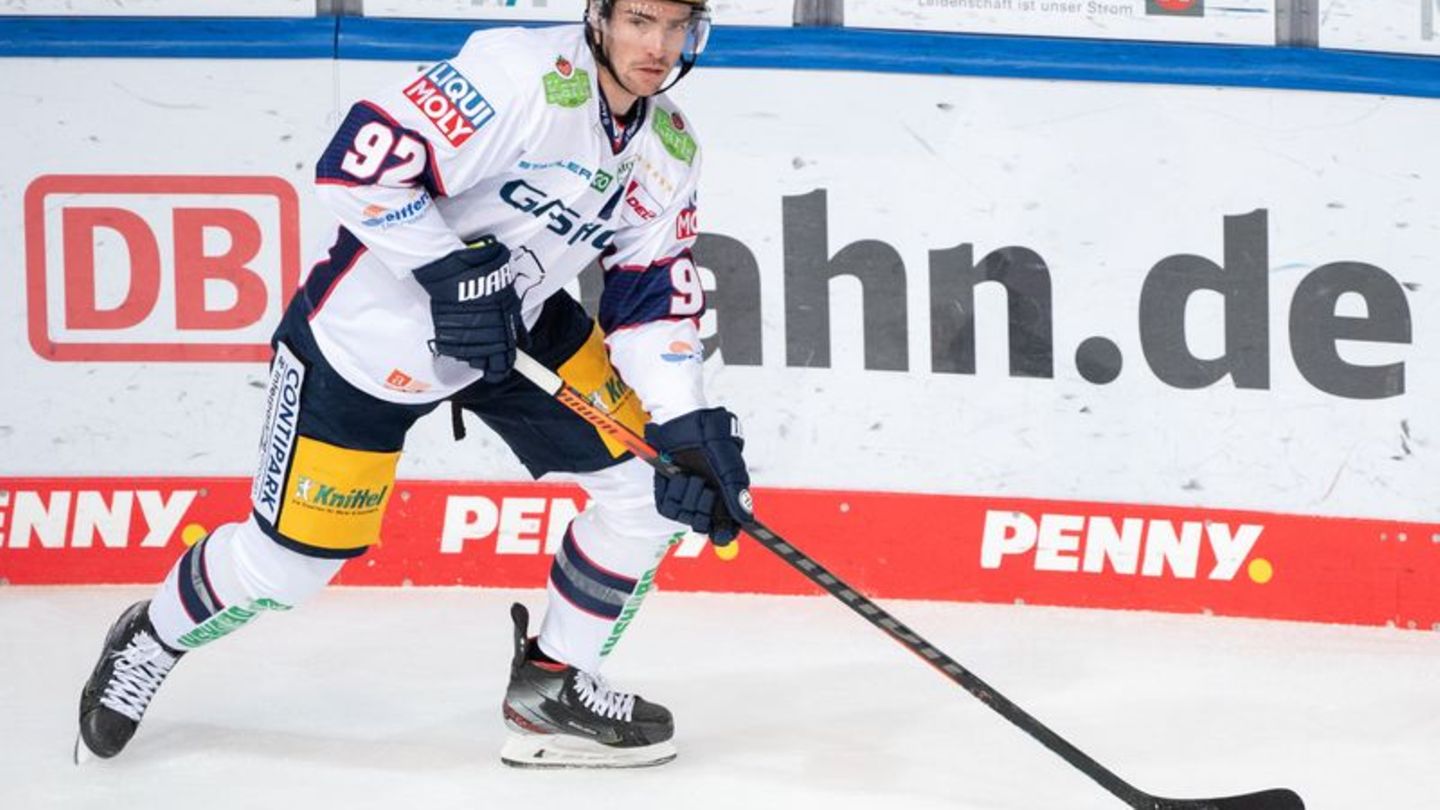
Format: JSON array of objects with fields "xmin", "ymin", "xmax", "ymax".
[{"xmin": 588, "ymin": 17, "xmax": 698, "ymax": 102}]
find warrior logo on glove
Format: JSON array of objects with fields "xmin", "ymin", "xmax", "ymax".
[
  {"xmin": 413, "ymin": 237, "xmax": 529, "ymax": 383},
  {"xmin": 458, "ymin": 264, "xmax": 517, "ymax": 302}
]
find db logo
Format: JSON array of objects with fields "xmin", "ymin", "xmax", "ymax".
[{"xmin": 24, "ymin": 175, "xmax": 301, "ymax": 362}]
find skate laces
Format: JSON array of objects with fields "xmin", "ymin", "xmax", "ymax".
[
  {"xmin": 99, "ymin": 631, "xmax": 178, "ymax": 722},
  {"xmin": 572, "ymin": 671, "xmax": 636, "ymax": 722}
]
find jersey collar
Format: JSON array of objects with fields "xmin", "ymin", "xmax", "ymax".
[{"xmin": 597, "ymin": 88, "xmax": 647, "ymax": 156}]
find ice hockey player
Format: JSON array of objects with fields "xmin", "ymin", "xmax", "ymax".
[{"xmin": 77, "ymin": 0, "xmax": 752, "ymax": 769}]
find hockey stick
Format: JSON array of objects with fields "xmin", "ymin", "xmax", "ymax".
[{"xmin": 511, "ymin": 350, "xmax": 1304, "ymax": 810}]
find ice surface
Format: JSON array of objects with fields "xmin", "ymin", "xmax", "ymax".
[{"xmin": 2, "ymin": 587, "xmax": 1436, "ymax": 809}]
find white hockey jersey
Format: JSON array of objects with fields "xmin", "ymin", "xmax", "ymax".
[{"xmin": 306, "ymin": 24, "xmax": 707, "ymax": 423}]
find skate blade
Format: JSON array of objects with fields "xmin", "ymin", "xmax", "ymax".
[
  {"xmin": 73, "ymin": 734, "xmax": 95, "ymax": 765},
  {"xmin": 500, "ymin": 732, "xmax": 676, "ymax": 769}
]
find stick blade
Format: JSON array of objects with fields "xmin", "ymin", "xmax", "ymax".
[{"xmin": 1159, "ymin": 788, "xmax": 1305, "ymax": 810}]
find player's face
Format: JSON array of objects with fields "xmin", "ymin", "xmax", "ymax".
[{"xmin": 603, "ymin": 1, "xmax": 698, "ymax": 97}]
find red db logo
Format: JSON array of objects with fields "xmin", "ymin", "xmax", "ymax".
[{"xmin": 25, "ymin": 175, "xmax": 301, "ymax": 362}]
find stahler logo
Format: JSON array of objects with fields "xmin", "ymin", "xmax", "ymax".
[
  {"xmin": 979, "ymin": 509, "xmax": 1272, "ymax": 583},
  {"xmin": 1146, "ymin": 0, "xmax": 1204, "ymax": 16},
  {"xmin": 24, "ymin": 175, "xmax": 300, "ymax": 362},
  {"xmin": 0, "ymin": 488, "xmax": 198, "ymax": 549},
  {"xmin": 404, "ymin": 62, "xmax": 496, "ymax": 147}
]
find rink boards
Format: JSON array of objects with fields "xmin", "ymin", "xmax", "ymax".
[
  {"xmin": 1, "ymin": 476, "xmax": 1437, "ymax": 630},
  {"xmin": 1, "ymin": 33, "xmax": 1437, "ymax": 629}
]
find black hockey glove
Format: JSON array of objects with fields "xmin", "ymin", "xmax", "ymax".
[
  {"xmin": 413, "ymin": 237, "xmax": 527, "ymax": 383},
  {"xmin": 645, "ymin": 407, "xmax": 753, "ymax": 545}
]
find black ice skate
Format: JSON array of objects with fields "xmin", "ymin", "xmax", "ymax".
[
  {"xmin": 75, "ymin": 600, "xmax": 184, "ymax": 762},
  {"xmin": 500, "ymin": 603, "xmax": 675, "ymax": 768}
]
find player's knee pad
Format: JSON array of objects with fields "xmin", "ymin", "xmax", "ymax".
[
  {"xmin": 209, "ymin": 518, "xmax": 346, "ymax": 607},
  {"xmin": 156, "ymin": 518, "xmax": 344, "ymax": 650},
  {"xmin": 573, "ymin": 456, "xmax": 688, "ymax": 542},
  {"xmin": 539, "ymin": 459, "xmax": 683, "ymax": 663}
]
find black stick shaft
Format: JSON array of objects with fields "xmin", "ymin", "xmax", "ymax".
[{"xmin": 508, "ymin": 351, "xmax": 1302, "ymax": 810}]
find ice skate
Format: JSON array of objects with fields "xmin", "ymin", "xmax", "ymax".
[
  {"xmin": 75, "ymin": 600, "xmax": 184, "ymax": 762},
  {"xmin": 500, "ymin": 603, "xmax": 675, "ymax": 768}
]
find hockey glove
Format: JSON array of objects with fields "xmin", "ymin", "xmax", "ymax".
[
  {"xmin": 645, "ymin": 407, "xmax": 753, "ymax": 545},
  {"xmin": 413, "ymin": 237, "xmax": 527, "ymax": 383}
]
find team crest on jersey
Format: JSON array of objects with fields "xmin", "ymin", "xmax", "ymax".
[
  {"xmin": 543, "ymin": 55, "xmax": 591, "ymax": 108},
  {"xmin": 404, "ymin": 61, "xmax": 496, "ymax": 147},
  {"xmin": 653, "ymin": 110, "xmax": 696, "ymax": 165}
]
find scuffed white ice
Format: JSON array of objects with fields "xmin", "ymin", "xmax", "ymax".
[{"xmin": 2, "ymin": 587, "xmax": 1436, "ymax": 809}]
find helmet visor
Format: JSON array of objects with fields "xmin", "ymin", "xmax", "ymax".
[{"xmin": 599, "ymin": 1, "xmax": 712, "ymax": 63}]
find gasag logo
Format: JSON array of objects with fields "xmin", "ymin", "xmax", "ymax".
[
  {"xmin": 24, "ymin": 175, "xmax": 300, "ymax": 362},
  {"xmin": 404, "ymin": 62, "xmax": 496, "ymax": 147},
  {"xmin": 499, "ymin": 179, "xmax": 615, "ymax": 249}
]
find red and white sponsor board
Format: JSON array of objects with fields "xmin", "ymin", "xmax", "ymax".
[
  {"xmin": 2, "ymin": 477, "xmax": 1437, "ymax": 629},
  {"xmin": 24, "ymin": 174, "xmax": 301, "ymax": 362},
  {"xmin": 1, "ymin": 60, "xmax": 1437, "ymax": 632}
]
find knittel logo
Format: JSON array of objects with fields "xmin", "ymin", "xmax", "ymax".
[
  {"xmin": 1146, "ymin": 0, "xmax": 1204, "ymax": 16},
  {"xmin": 292, "ymin": 476, "xmax": 389, "ymax": 516},
  {"xmin": 404, "ymin": 61, "xmax": 496, "ymax": 147}
]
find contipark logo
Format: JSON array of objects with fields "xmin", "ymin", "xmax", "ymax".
[
  {"xmin": 979, "ymin": 509, "xmax": 1273, "ymax": 584},
  {"xmin": 24, "ymin": 175, "xmax": 301, "ymax": 362}
]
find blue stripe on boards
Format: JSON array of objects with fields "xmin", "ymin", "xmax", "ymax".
[{"xmin": 2, "ymin": 16, "xmax": 1440, "ymax": 99}]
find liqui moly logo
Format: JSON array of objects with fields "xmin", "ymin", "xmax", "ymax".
[
  {"xmin": 675, "ymin": 205, "xmax": 698, "ymax": 240},
  {"xmin": 404, "ymin": 62, "xmax": 497, "ymax": 147},
  {"xmin": 980, "ymin": 509, "xmax": 1272, "ymax": 583}
]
